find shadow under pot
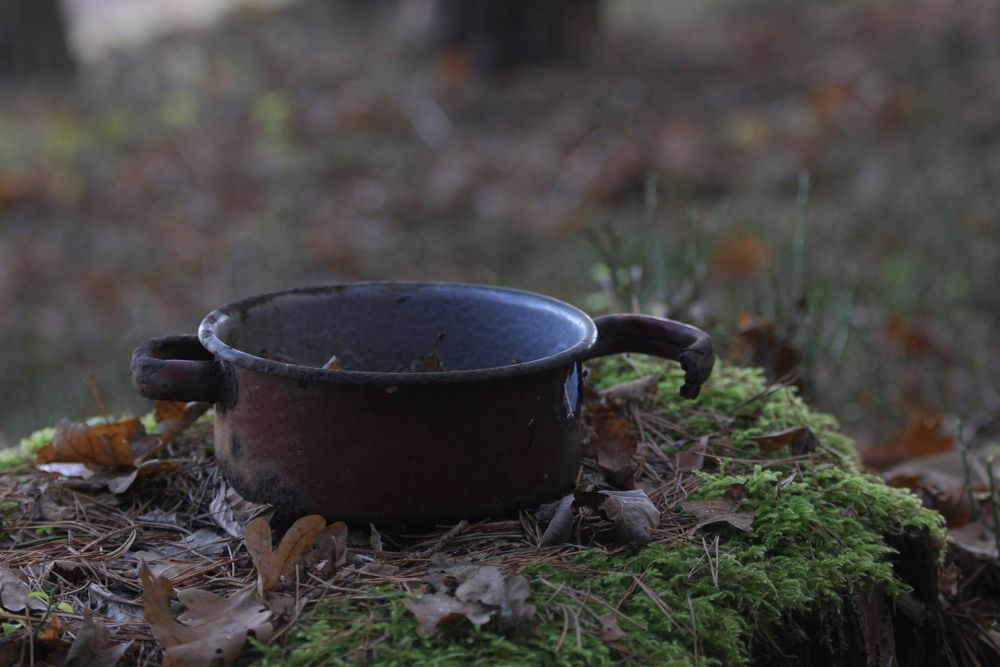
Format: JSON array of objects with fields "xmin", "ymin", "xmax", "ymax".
[{"xmin": 130, "ymin": 282, "xmax": 715, "ymax": 527}]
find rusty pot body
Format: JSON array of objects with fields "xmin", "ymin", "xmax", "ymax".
[{"xmin": 131, "ymin": 283, "xmax": 714, "ymax": 526}]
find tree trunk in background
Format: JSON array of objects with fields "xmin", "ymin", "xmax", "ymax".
[
  {"xmin": 0, "ymin": 0, "xmax": 75, "ymax": 82},
  {"xmin": 432, "ymin": 0, "xmax": 599, "ymax": 72}
]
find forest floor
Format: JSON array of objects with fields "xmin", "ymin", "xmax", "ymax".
[{"xmin": 5, "ymin": 358, "xmax": 997, "ymax": 666}]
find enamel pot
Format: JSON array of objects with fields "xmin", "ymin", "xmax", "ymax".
[{"xmin": 130, "ymin": 283, "xmax": 714, "ymax": 526}]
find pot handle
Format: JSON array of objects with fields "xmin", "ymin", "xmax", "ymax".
[
  {"xmin": 585, "ymin": 315, "xmax": 715, "ymax": 399},
  {"xmin": 130, "ymin": 334, "xmax": 230, "ymax": 404}
]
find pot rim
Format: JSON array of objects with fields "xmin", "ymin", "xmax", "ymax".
[{"xmin": 198, "ymin": 281, "xmax": 598, "ymax": 385}]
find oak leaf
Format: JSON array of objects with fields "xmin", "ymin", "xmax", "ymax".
[
  {"xmin": 244, "ymin": 515, "xmax": 326, "ymax": 591},
  {"xmin": 64, "ymin": 609, "xmax": 132, "ymax": 667},
  {"xmin": 141, "ymin": 563, "xmax": 272, "ymax": 667},
  {"xmin": 36, "ymin": 418, "xmax": 144, "ymax": 468},
  {"xmin": 584, "ymin": 414, "xmax": 638, "ymax": 489},
  {"xmin": 750, "ymin": 427, "xmax": 818, "ymax": 455},
  {"xmin": 575, "ymin": 489, "xmax": 661, "ymax": 545},
  {"xmin": 683, "ymin": 483, "xmax": 754, "ymax": 534}
]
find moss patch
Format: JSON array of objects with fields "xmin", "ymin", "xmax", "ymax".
[{"xmin": 239, "ymin": 358, "xmax": 944, "ymax": 666}]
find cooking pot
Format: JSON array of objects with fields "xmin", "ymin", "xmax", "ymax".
[{"xmin": 131, "ymin": 282, "xmax": 714, "ymax": 526}]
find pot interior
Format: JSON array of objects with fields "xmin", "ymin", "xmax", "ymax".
[{"xmin": 209, "ymin": 284, "xmax": 593, "ymax": 373}]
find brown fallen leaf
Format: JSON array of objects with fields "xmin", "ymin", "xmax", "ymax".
[
  {"xmin": 155, "ymin": 402, "xmax": 210, "ymax": 449},
  {"xmin": 154, "ymin": 401, "xmax": 188, "ymax": 424},
  {"xmin": 576, "ymin": 489, "xmax": 661, "ymax": 545},
  {"xmin": 0, "ymin": 565, "xmax": 48, "ymax": 612},
  {"xmin": 64, "ymin": 609, "xmax": 132, "ymax": 667},
  {"xmin": 244, "ymin": 515, "xmax": 327, "ymax": 592},
  {"xmin": 409, "ymin": 558, "xmax": 536, "ymax": 636},
  {"xmin": 306, "ymin": 521, "xmax": 348, "ymax": 572},
  {"xmin": 36, "ymin": 614, "xmax": 63, "ymax": 642},
  {"xmin": 36, "ymin": 418, "xmax": 144, "ymax": 467},
  {"xmin": 883, "ymin": 464, "xmax": 976, "ymax": 528},
  {"xmin": 537, "ymin": 494, "xmax": 575, "ymax": 547},
  {"xmin": 322, "ymin": 355, "xmax": 343, "ymax": 370},
  {"xmin": 750, "ymin": 427, "xmax": 818, "ymax": 455},
  {"xmin": 884, "ymin": 314, "xmax": 955, "ymax": 364},
  {"xmin": 130, "ymin": 529, "xmax": 231, "ymax": 581},
  {"xmin": 866, "ymin": 410, "xmax": 955, "ymax": 470},
  {"xmin": 403, "ymin": 593, "xmax": 493, "ymax": 638},
  {"xmin": 683, "ymin": 483, "xmax": 754, "ymax": 534},
  {"xmin": 35, "ymin": 406, "xmax": 206, "ymax": 490},
  {"xmin": 598, "ymin": 612, "xmax": 626, "ymax": 642},
  {"xmin": 675, "ymin": 436, "xmax": 709, "ymax": 473},
  {"xmin": 209, "ymin": 479, "xmax": 271, "ymax": 539},
  {"xmin": 141, "ymin": 562, "xmax": 273, "ymax": 667},
  {"xmin": 584, "ymin": 414, "xmax": 638, "ymax": 489},
  {"xmin": 948, "ymin": 522, "xmax": 998, "ymax": 559},
  {"xmin": 709, "ymin": 230, "xmax": 771, "ymax": 279},
  {"xmin": 732, "ymin": 315, "xmax": 802, "ymax": 385},
  {"xmin": 453, "ymin": 567, "xmax": 535, "ymax": 632},
  {"xmin": 369, "ymin": 524, "xmax": 383, "ymax": 552}
]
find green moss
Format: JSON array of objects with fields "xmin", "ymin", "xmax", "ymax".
[
  {"xmin": 247, "ymin": 591, "xmax": 613, "ymax": 667},
  {"xmin": 590, "ymin": 356, "xmax": 859, "ymax": 464},
  {"xmin": 0, "ymin": 424, "xmax": 56, "ymax": 468}
]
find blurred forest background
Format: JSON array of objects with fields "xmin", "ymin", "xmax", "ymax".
[{"xmin": 0, "ymin": 0, "xmax": 998, "ymax": 467}]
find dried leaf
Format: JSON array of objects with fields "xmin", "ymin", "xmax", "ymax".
[
  {"xmin": 600, "ymin": 375, "xmax": 658, "ymax": 403},
  {"xmin": 948, "ymin": 522, "xmax": 998, "ymax": 559},
  {"xmin": 598, "ymin": 612, "xmax": 626, "ymax": 642},
  {"xmin": 106, "ymin": 470, "xmax": 139, "ymax": 494},
  {"xmin": 403, "ymin": 593, "xmax": 493, "ymax": 637},
  {"xmin": 88, "ymin": 583, "xmax": 144, "ymax": 623},
  {"xmin": 0, "ymin": 566, "xmax": 48, "ymax": 613},
  {"xmin": 36, "ymin": 418, "xmax": 145, "ymax": 468},
  {"xmin": 684, "ymin": 484, "xmax": 754, "ymax": 534},
  {"xmin": 538, "ymin": 494, "xmax": 575, "ymax": 547},
  {"xmin": 64, "ymin": 608, "xmax": 132, "ymax": 667},
  {"xmin": 244, "ymin": 515, "xmax": 326, "ymax": 591},
  {"xmin": 154, "ymin": 401, "xmax": 188, "ymax": 424},
  {"xmin": 576, "ymin": 489, "xmax": 661, "ymax": 545},
  {"xmin": 322, "ymin": 355, "xmax": 342, "ymax": 370},
  {"xmin": 883, "ymin": 462, "xmax": 975, "ymax": 527},
  {"xmin": 867, "ymin": 410, "xmax": 955, "ymax": 470},
  {"xmin": 675, "ymin": 436, "xmax": 709, "ymax": 473},
  {"xmin": 36, "ymin": 614, "xmax": 62, "ymax": 641},
  {"xmin": 750, "ymin": 427, "xmax": 818, "ymax": 455},
  {"xmin": 732, "ymin": 315, "xmax": 801, "ymax": 384},
  {"xmin": 710, "ymin": 231, "xmax": 770, "ymax": 278},
  {"xmin": 585, "ymin": 414, "xmax": 638, "ymax": 488},
  {"xmin": 408, "ymin": 559, "xmax": 536, "ymax": 636},
  {"xmin": 308, "ymin": 521, "xmax": 348, "ymax": 570},
  {"xmin": 209, "ymin": 479, "xmax": 270, "ymax": 539},
  {"xmin": 155, "ymin": 402, "xmax": 210, "ymax": 451},
  {"xmin": 130, "ymin": 530, "xmax": 230, "ymax": 581},
  {"xmin": 141, "ymin": 563, "xmax": 272, "ymax": 667},
  {"xmin": 884, "ymin": 315, "xmax": 954, "ymax": 364},
  {"xmin": 369, "ymin": 524, "xmax": 383, "ymax": 552}
]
